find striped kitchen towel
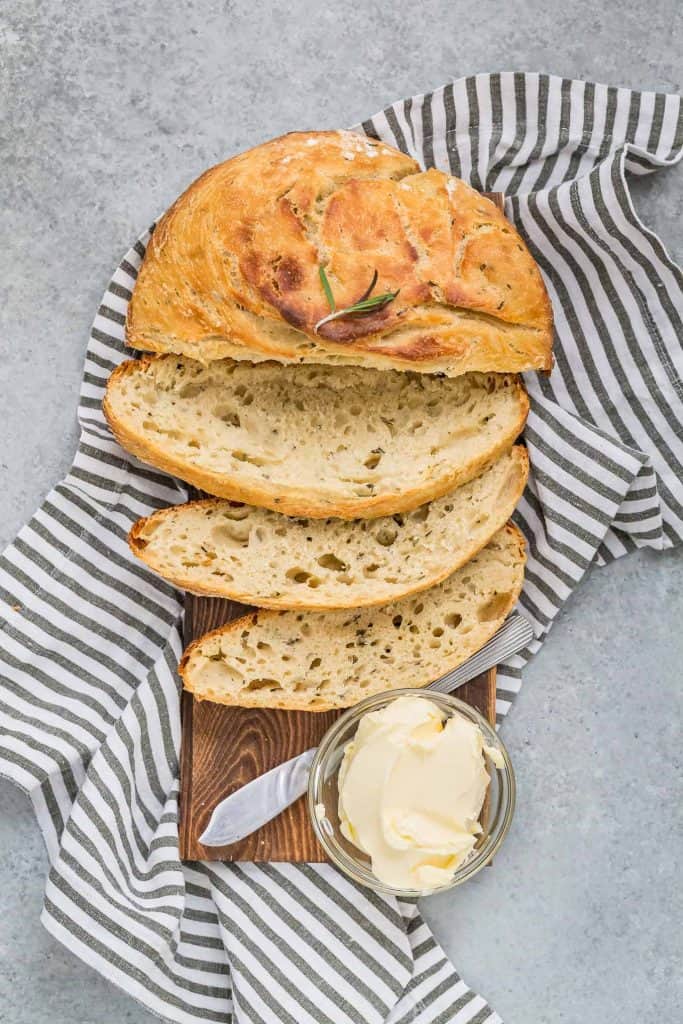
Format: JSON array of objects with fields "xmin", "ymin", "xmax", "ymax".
[{"xmin": 0, "ymin": 73, "xmax": 681, "ymax": 1024}]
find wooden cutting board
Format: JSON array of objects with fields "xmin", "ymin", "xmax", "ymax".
[
  {"xmin": 178, "ymin": 191, "xmax": 506, "ymax": 862},
  {"xmin": 178, "ymin": 588, "xmax": 497, "ymax": 862}
]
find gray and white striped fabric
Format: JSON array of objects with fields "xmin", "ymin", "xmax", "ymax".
[{"xmin": 0, "ymin": 73, "xmax": 681, "ymax": 1024}]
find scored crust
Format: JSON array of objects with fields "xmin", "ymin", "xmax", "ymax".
[{"xmin": 126, "ymin": 130, "xmax": 553, "ymax": 376}]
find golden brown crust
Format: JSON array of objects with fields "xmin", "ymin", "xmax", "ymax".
[
  {"xmin": 104, "ymin": 357, "xmax": 529, "ymax": 520},
  {"xmin": 128, "ymin": 447, "xmax": 529, "ymax": 609},
  {"xmin": 127, "ymin": 131, "xmax": 553, "ymax": 375},
  {"xmin": 178, "ymin": 522, "xmax": 527, "ymax": 711}
]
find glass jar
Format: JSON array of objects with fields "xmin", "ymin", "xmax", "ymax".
[{"xmin": 308, "ymin": 688, "xmax": 516, "ymax": 897}]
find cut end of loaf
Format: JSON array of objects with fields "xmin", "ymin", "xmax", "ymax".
[{"xmin": 126, "ymin": 131, "xmax": 552, "ymax": 376}]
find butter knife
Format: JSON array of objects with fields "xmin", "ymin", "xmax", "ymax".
[{"xmin": 198, "ymin": 613, "xmax": 533, "ymax": 847}]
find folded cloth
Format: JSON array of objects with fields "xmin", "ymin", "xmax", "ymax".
[{"xmin": 0, "ymin": 73, "xmax": 681, "ymax": 1024}]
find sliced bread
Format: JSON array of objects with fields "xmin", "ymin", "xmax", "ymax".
[
  {"xmin": 129, "ymin": 447, "xmax": 528, "ymax": 609},
  {"xmin": 104, "ymin": 356, "xmax": 528, "ymax": 519},
  {"xmin": 179, "ymin": 523, "xmax": 526, "ymax": 711}
]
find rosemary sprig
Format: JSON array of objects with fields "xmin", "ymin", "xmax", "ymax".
[
  {"xmin": 319, "ymin": 265, "xmax": 336, "ymax": 312},
  {"xmin": 315, "ymin": 266, "xmax": 399, "ymax": 333}
]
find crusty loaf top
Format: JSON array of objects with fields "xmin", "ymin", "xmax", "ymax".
[{"xmin": 127, "ymin": 130, "xmax": 553, "ymax": 373}]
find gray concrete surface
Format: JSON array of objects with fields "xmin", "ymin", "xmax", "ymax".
[{"xmin": 1, "ymin": 2, "xmax": 681, "ymax": 1022}]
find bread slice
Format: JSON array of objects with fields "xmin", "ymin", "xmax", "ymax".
[
  {"xmin": 129, "ymin": 447, "xmax": 528, "ymax": 610},
  {"xmin": 104, "ymin": 356, "xmax": 528, "ymax": 519},
  {"xmin": 179, "ymin": 523, "xmax": 526, "ymax": 711}
]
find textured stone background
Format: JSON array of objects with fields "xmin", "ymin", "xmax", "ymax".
[{"xmin": 1, "ymin": 2, "xmax": 681, "ymax": 1022}]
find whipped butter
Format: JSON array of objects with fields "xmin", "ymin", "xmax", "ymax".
[{"xmin": 338, "ymin": 696, "xmax": 503, "ymax": 890}]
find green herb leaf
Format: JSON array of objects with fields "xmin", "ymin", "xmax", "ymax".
[
  {"xmin": 318, "ymin": 265, "xmax": 336, "ymax": 312},
  {"xmin": 315, "ymin": 268, "xmax": 399, "ymax": 333},
  {"xmin": 355, "ymin": 269, "xmax": 378, "ymax": 304}
]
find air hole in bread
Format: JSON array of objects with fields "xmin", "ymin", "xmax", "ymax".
[
  {"xmin": 445, "ymin": 613, "xmax": 462, "ymax": 629},
  {"xmin": 212, "ymin": 523, "xmax": 250, "ymax": 547},
  {"xmin": 212, "ymin": 405, "xmax": 241, "ymax": 428},
  {"xmin": 177, "ymin": 383, "xmax": 204, "ymax": 399},
  {"xmin": 410, "ymin": 505, "xmax": 429, "ymax": 523},
  {"xmin": 392, "ymin": 614, "xmax": 403, "ymax": 628},
  {"xmin": 317, "ymin": 553, "xmax": 347, "ymax": 572},
  {"xmin": 363, "ymin": 452, "xmax": 382, "ymax": 470},
  {"xmin": 478, "ymin": 591, "xmax": 512, "ymax": 621},
  {"xmin": 375, "ymin": 527, "xmax": 397, "ymax": 547},
  {"xmin": 221, "ymin": 505, "xmax": 249, "ymax": 520},
  {"xmin": 286, "ymin": 567, "xmax": 314, "ymax": 584},
  {"xmin": 309, "ymin": 657, "xmax": 321, "ymax": 670},
  {"xmin": 245, "ymin": 677, "xmax": 282, "ymax": 691}
]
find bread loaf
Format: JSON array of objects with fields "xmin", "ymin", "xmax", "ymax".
[
  {"xmin": 129, "ymin": 447, "xmax": 528, "ymax": 609},
  {"xmin": 126, "ymin": 131, "xmax": 553, "ymax": 377},
  {"xmin": 179, "ymin": 523, "xmax": 526, "ymax": 711},
  {"xmin": 104, "ymin": 356, "xmax": 528, "ymax": 519}
]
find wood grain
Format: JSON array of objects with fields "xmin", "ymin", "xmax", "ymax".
[{"xmin": 178, "ymin": 192, "xmax": 506, "ymax": 863}]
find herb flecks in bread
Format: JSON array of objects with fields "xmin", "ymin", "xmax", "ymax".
[
  {"xmin": 179, "ymin": 523, "xmax": 526, "ymax": 711},
  {"xmin": 129, "ymin": 448, "xmax": 528, "ymax": 609},
  {"xmin": 104, "ymin": 356, "xmax": 529, "ymax": 519}
]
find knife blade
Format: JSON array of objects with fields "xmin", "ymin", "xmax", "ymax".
[{"xmin": 198, "ymin": 613, "xmax": 533, "ymax": 847}]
